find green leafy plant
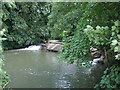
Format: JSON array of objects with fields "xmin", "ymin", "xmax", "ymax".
[
  {"xmin": 2, "ymin": 2, "xmax": 51, "ymax": 50},
  {"xmin": 0, "ymin": 29, "xmax": 10, "ymax": 88},
  {"xmin": 49, "ymin": 2, "xmax": 120, "ymax": 67},
  {"xmin": 94, "ymin": 65, "xmax": 120, "ymax": 88},
  {"xmin": 84, "ymin": 25, "xmax": 110, "ymax": 46},
  {"xmin": 59, "ymin": 33, "xmax": 92, "ymax": 68},
  {"xmin": 110, "ymin": 20, "xmax": 120, "ymax": 60}
]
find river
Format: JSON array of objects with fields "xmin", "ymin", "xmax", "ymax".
[{"xmin": 3, "ymin": 46, "xmax": 105, "ymax": 88}]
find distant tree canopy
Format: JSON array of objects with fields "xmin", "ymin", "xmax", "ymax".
[
  {"xmin": 48, "ymin": 2, "xmax": 120, "ymax": 64},
  {"xmin": 48, "ymin": 2, "xmax": 119, "ymax": 39},
  {"xmin": 2, "ymin": 2, "xmax": 51, "ymax": 49}
]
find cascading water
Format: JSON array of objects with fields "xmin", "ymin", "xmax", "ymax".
[{"xmin": 17, "ymin": 45, "xmax": 42, "ymax": 51}]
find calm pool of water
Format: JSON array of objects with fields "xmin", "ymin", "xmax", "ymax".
[{"xmin": 4, "ymin": 49, "xmax": 105, "ymax": 88}]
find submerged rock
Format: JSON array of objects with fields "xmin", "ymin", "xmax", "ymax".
[
  {"xmin": 47, "ymin": 43, "xmax": 63, "ymax": 52},
  {"xmin": 90, "ymin": 48, "xmax": 97, "ymax": 52},
  {"xmin": 92, "ymin": 56, "xmax": 104, "ymax": 66},
  {"xmin": 42, "ymin": 40, "xmax": 64, "ymax": 52},
  {"xmin": 91, "ymin": 51, "xmax": 101, "ymax": 58}
]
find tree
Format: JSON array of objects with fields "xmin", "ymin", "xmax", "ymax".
[
  {"xmin": 49, "ymin": 2, "xmax": 120, "ymax": 88},
  {"xmin": 2, "ymin": 2, "xmax": 51, "ymax": 49}
]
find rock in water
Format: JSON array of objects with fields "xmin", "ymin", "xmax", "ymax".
[
  {"xmin": 45, "ymin": 40, "xmax": 64, "ymax": 52},
  {"xmin": 92, "ymin": 56, "xmax": 104, "ymax": 66}
]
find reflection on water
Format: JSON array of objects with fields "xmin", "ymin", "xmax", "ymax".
[{"xmin": 4, "ymin": 49, "xmax": 105, "ymax": 88}]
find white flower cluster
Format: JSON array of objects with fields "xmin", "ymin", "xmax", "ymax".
[
  {"xmin": 0, "ymin": 29, "xmax": 6, "ymax": 36},
  {"xmin": 84, "ymin": 25, "xmax": 94, "ymax": 32}
]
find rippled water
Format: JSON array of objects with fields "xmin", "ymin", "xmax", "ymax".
[{"xmin": 4, "ymin": 49, "xmax": 105, "ymax": 88}]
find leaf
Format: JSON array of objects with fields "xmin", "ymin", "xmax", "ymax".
[
  {"xmin": 114, "ymin": 20, "xmax": 120, "ymax": 26},
  {"xmin": 115, "ymin": 54, "xmax": 120, "ymax": 60},
  {"xmin": 112, "ymin": 26, "xmax": 116, "ymax": 31},
  {"xmin": 111, "ymin": 40, "xmax": 118, "ymax": 46},
  {"xmin": 112, "ymin": 32, "xmax": 115, "ymax": 36},
  {"xmin": 117, "ymin": 34, "xmax": 120, "ymax": 39},
  {"xmin": 114, "ymin": 46, "xmax": 119, "ymax": 52}
]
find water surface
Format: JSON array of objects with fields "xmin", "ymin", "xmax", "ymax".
[{"xmin": 4, "ymin": 49, "xmax": 105, "ymax": 88}]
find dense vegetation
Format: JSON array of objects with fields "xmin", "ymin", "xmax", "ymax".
[
  {"xmin": 0, "ymin": 2, "xmax": 10, "ymax": 88},
  {"xmin": 0, "ymin": 1, "xmax": 120, "ymax": 88},
  {"xmin": 49, "ymin": 2, "xmax": 120, "ymax": 88},
  {"xmin": 2, "ymin": 2, "xmax": 51, "ymax": 50},
  {"xmin": 0, "ymin": 29, "xmax": 9, "ymax": 88},
  {"xmin": 1, "ymin": 1, "xmax": 51, "ymax": 88}
]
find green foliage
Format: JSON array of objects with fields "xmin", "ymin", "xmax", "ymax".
[
  {"xmin": 84, "ymin": 21, "xmax": 120, "ymax": 61},
  {"xmin": 0, "ymin": 1, "xmax": 120, "ymax": 88},
  {"xmin": 84, "ymin": 21, "xmax": 120, "ymax": 88},
  {"xmin": 48, "ymin": 2, "xmax": 85, "ymax": 39},
  {"xmin": 53, "ymin": 3, "xmax": 119, "ymax": 67},
  {"xmin": 59, "ymin": 32, "xmax": 92, "ymax": 67},
  {"xmin": 84, "ymin": 25, "xmax": 110, "ymax": 46},
  {"xmin": 0, "ymin": 29, "xmax": 9, "ymax": 88},
  {"xmin": 49, "ymin": 2, "xmax": 120, "ymax": 88},
  {"xmin": 94, "ymin": 65, "xmax": 120, "ymax": 88},
  {"xmin": 110, "ymin": 20, "xmax": 120, "ymax": 60},
  {"xmin": 48, "ymin": 2, "xmax": 119, "ymax": 39},
  {"xmin": 2, "ymin": 2, "xmax": 51, "ymax": 49},
  {"xmin": 49, "ymin": 2, "xmax": 118, "ymax": 54}
]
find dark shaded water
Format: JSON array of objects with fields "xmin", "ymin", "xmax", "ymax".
[{"xmin": 4, "ymin": 49, "xmax": 105, "ymax": 88}]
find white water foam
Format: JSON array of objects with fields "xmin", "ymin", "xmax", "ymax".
[{"xmin": 17, "ymin": 45, "xmax": 41, "ymax": 51}]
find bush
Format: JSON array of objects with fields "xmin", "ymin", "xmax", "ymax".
[
  {"xmin": 0, "ymin": 29, "xmax": 10, "ymax": 88},
  {"xmin": 94, "ymin": 65, "xmax": 120, "ymax": 88}
]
